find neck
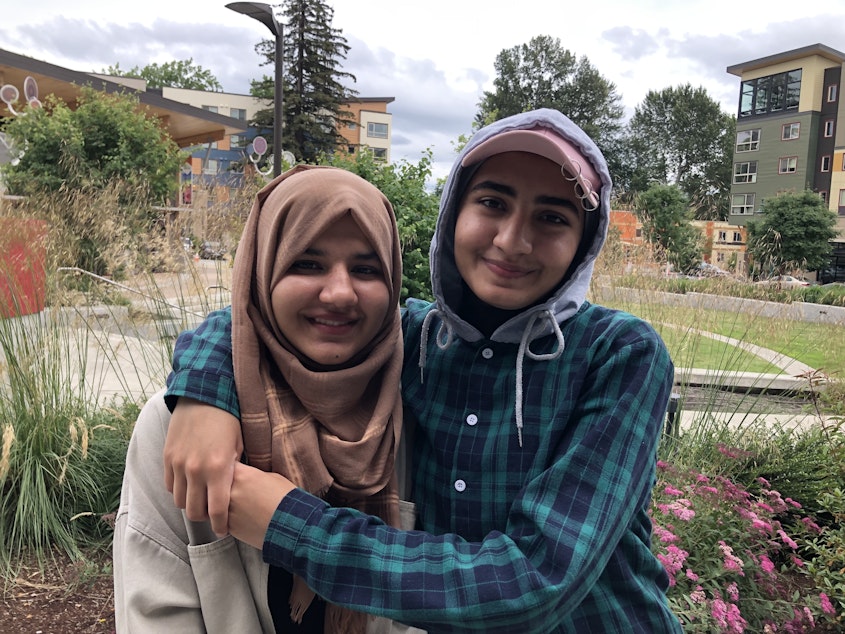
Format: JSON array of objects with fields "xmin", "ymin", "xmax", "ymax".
[{"xmin": 457, "ymin": 284, "xmax": 523, "ymax": 339}]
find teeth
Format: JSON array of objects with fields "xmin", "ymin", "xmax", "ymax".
[{"xmin": 313, "ymin": 318, "xmax": 350, "ymax": 326}]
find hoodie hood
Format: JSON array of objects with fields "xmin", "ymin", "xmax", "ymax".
[{"xmin": 429, "ymin": 108, "xmax": 612, "ymax": 344}]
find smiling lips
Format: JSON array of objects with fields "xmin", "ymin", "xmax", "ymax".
[
  {"xmin": 308, "ymin": 314, "xmax": 359, "ymax": 333},
  {"xmin": 484, "ymin": 258, "xmax": 532, "ymax": 279}
]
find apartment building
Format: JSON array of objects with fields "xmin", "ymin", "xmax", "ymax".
[{"xmin": 727, "ymin": 43, "xmax": 845, "ymax": 281}]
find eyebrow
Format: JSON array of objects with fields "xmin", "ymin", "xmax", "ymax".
[
  {"xmin": 302, "ymin": 246, "xmax": 380, "ymax": 261},
  {"xmin": 469, "ymin": 180, "xmax": 580, "ymax": 211}
]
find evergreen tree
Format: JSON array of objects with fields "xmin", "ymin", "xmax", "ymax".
[{"xmin": 251, "ymin": 0, "xmax": 356, "ymax": 163}]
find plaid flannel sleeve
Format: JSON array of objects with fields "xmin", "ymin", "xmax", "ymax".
[{"xmin": 164, "ymin": 306, "xmax": 240, "ymax": 419}]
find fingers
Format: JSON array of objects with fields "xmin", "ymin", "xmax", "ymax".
[{"xmin": 162, "ymin": 397, "xmax": 243, "ymax": 531}]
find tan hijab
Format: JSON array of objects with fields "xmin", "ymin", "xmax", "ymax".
[{"xmin": 231, "ymin": 165, "xmax": 403, "ymax": 633}]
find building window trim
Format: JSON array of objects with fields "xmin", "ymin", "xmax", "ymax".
[
  {"xmin": 733, "ymin": 161, "xmax": 758, "ymax": 184},
  {"xmin": 821, "ymin": 155, "xmax": 831, "ymax": 172},
  {"xmin": 731, "ymin": 192, "xmax": 755, "ymax": 215},
  {"xmin": 828, "ymin": 84, "xmax": 838, "ymax": 103},
  {"xmin": 824, "ymin": 119, "xmax": 835, "ymax": 137},
  {"xmin": 366, "ymin": 122, "xmax": 389, "ymax": 139},
  {"xmin": 778, "ymin": 156, "xmax": 798, "ymax": 174},
  {"xmin": 781, "ymin": 122, "xmax": 800, "ymax": 141},
  {"xmin": 736, "ymin": 129, "xmax": 760, "ymax": 152}
]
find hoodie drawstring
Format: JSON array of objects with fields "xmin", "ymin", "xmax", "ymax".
[
  {"xmin": 515, "ymin": 310, "xmax": 565, "ymax": 447},
  {"xmin": 419, "ymin": 307, "xmax": 453, "ymax": 384}
]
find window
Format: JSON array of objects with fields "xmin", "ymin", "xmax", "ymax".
[
  {"xmin": 734, "ymin": 161, "xmax": 757, "ymax": 184},
  {"xmin": 778, "ymin": 157, "xmax": 797, "ymax": 174},
  {"xmin": 229, "ymin": 135, "xmax": 248, "ymax": 149},
  {"xmin": 230, "ymin": 108, "xmax": 247, "ymax": 121},
  {"xmin": 782, "ymin": 122, "xmax": 800, "ymax": 140},
  {"xmin": 733, "ymin": 232, "xmax": 743, "ymax": 243},
  {"xmin": 736, "ymin": 129, "xmax": 760, "ymax": 152},
  {"xmin": 718, "ymin": 231, "xmax": 727, "ymax": 242},
  {"xmin": 716, "ymin": 252, "xmax": 725, "ymax": 263},
  {"xmin": 348, "ymin": 122, "xmax": 357, "ymax": 130},
  {"xmin": 821, "ymin": 155, "xmax": 831, "ymax": 172},
  {"xmin": 820, "ymin": 191, "xmax": 828, "ymax": 203},
  {"xmin": 838, "ymin": 189, "xmax": 845, "ymax": 213},
  {"xmin": 370, "ymin": 147, "xmax": 387, "ymax": 161},
  {"xmin": 828, "ymin": 85, "xmax": 838, "ymax": 103},
  {"xmin": 347, "ymin": 146, "xmax": 355, "ymax": 154},
  {"xmin": 824, "ymin": 120, "xmax": 835, "ymax": 137},
  {"xmin": 739, "ymin": 69, "xmax": 801, "ymax": 117},
  {"xmin": 367, "ymin": 122, "xmax": 388, "ymax": 139},
  {"xmin": 731, "ymin": 193, "xmax": 755, "ymax": 215},
  {"xmin": 202, "ymin": 105, "xmax": 218, "ymax": 114},
  {"xmin": 203, "ymin": 158, "xmax": 219, "ymax": 175}
]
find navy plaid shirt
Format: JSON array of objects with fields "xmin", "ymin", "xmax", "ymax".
[{"xmin": 166, "ymin": 301, "xmax": 681, "ymax": 633}]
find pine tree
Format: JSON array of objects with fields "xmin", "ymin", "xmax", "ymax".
[{"xmin": 250, "ymin": 0, "xmax": 356, "ymax": 163}]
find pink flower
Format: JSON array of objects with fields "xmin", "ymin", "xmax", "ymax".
[
  {"xmin": 718, "ymin": 540, "xmax": 745, "ymax": 575},
  {"xmin": 656, "ymin": 460, "xmax": 669, "ymax": 470},
  {"xmin": 690, "ymin": 586, "xmax": 706, "ymax": 604},
  {"xmin": 777, "ymin": 529, "xmax": 798, "ymax": 550},
  {"xmin": 757, "ymin": 476, "xmax": 771, "ymax": 487},
  {"xmin": 727, "ymin": 582, "xmax": 740, "ymax": 602},
  {"xmin": 759, "ymin": 554, "xmax": 775, "ymax": 576},
  {"xmin": 685, "ymin": 568, "xmax": 699, "ymax": 582},
  {"xmin": 801, "ymin": 517, "xmax": 821, "ymax": 533},
  {"xmin": 790, "ymin": 555, "xmax": 804, "ymax": 568},
  {"xmin": 803, "ymin": 607, "xmax": 815, "ymax": 628},
  {"xmin": 785, "ymin": 497, "xmax": 801, "ymax": 509},
  {"xmin": 696, "ymin": 473, "xmax": 710, "ymax": 483},
  {"xmin": 653, "ymin": 525, "xmax": 678, "ymax": 544},
  {"xmin": 820, "ymin": 592, "xmax": 835, "ymax": 615},
  {"xmin": 656, "ymin": 545, "xmax": 688, "ymax": 586},
  {"xmin": 663, "ymin": 485, "xmax": 684, "ymax": 496}
]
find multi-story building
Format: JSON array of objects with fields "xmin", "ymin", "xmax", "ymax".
[
  {"xmin": 727, "ymin": 43, "xmax": 845, "ymax": 281},
  {"xmin": 337, "ymin": 97, "xmax": 395, "ymax": 162}
]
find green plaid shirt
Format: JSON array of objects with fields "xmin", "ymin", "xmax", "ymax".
[{"xmin": 166, "ymin": 300, "xmax": 681, "ymax": 633}]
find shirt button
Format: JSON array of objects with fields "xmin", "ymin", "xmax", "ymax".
[
  {"xmin": 466, "ymin": 414, "xmax": 478, "ymax": 426},
  {"xmin": 481, "ymin": 347, "xmax": 494, "ymax": 359},
  {"xmin": 454, "ymin": 479, "xmax": 466, "ymax": 492}
]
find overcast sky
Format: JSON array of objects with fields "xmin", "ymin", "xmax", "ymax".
[{"xmin": 2, "ymin": 1, "xmax": 844, "ymax": 179}]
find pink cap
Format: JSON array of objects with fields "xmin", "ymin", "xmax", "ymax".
[{"xmin": 461, "ymin": 127, "xmax": 601, "ymax": 211}]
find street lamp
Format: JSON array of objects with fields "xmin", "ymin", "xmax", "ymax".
[{"xmin": 226, "ymin": 2, "xmax": 283, "ymax": 177}]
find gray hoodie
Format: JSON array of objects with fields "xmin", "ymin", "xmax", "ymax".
[{"xmin": 429, "ymin": 108, "xmax": 612, "ymax": 345}]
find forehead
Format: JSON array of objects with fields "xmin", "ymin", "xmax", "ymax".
[{"xmin": 463, "ymin": 152, "xmax": 583, "ymax": 211}]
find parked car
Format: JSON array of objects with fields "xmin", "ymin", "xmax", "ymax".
[
  {"xmin": 694, "ymin": 262, "xmax": 731, "ymax": 278},
  {"xmin": 754, "ymin": 275, "xmax": 810, "ymax": 288}
]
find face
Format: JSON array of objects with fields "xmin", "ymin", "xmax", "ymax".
[
  {"xmin": 271, "ymin": 214, "xmax": 391, "ymax": 366},
  {"xmin": 454, "ymin": 152, "xmax": 586, "ymax": 310}
]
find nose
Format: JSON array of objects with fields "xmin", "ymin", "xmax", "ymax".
[
  {"xmin": 492, "ymin": 211, "xmax": 532, "ymax": 255},
  {"xmin": 319, "ymin": 266, "xmax": 357, "ymax": 307}
]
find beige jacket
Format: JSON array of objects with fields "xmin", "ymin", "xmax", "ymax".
[
  {"xmin": 113, "ymin": 392, "xmax": 422, "ymax": 634},
  {"xmin": 113, "ymin": 391, "xmax": 275, "ymax": 633}
]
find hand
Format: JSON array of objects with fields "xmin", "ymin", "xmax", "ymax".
[
  {"xmin": 163, "ymin": 398, "xmax": 243, "ymax": 535},
  {"xmin": 229, "ymin": 462, "xmax": 295, "ymax": 549}
]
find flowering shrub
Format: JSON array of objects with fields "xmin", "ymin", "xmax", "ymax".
[{"xmin": 651, "ymin": 459, "xmax": 838, "ymax": 632}]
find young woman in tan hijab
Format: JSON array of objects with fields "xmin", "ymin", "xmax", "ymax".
[{"xmin": 114, "ymin": 165, "xmax": 404, "ymax": 634}]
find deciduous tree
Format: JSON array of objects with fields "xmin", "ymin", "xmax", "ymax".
[
  {"xmin": 746, "ymin": 190, "xmax": 838, "ymax": 276},
  {"xmin": 475, "ymin": 36, "xmax": 624, "ymax": 160},
  {"xmin": 103, "ymin": 59, "xmax": 223, "ymax": 92},
  {"xmin": 625, "ymin": 84, "xmax": 734, "ymax": 220},
  {"xmin": 634, "ymin": 184, "xmax": 702, "ymax": 273}
]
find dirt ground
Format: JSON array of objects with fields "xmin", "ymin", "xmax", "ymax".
[{"xmin": 1, "ymin": 550, "xmax": 115, "ymax": 634}]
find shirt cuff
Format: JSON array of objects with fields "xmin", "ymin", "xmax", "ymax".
[{"xmin": 262, "ymin": 487, "xmax": 327, "ymax": 570}]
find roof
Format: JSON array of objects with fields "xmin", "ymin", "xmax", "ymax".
[
  {"xmin": 727, "ymin": 43, "xmax": 845, "ymax": 77},
  {"xmin": 0, "ymin": 48, "xmax": 247, "ymax": 146}
]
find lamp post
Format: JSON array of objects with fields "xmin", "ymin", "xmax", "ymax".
[{"xmin": 226, "ymin": 2, "xmax": 283, "ymax": 177}]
